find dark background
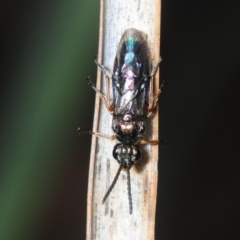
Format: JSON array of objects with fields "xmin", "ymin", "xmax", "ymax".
[{"xmin": 0, "ymin": 1, "xmax": 239, "ymax": 239}]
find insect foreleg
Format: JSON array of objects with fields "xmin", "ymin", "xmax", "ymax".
[{"xmin": 77, "ymin": 127, "xmax": 116, "ymax": 141}]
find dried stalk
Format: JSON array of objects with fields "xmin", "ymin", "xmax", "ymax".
[{"xmin": 86, "ymin": 0, "xmax": 161, "ymax": 239}]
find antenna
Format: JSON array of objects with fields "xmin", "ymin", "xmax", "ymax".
[
  {"xmin": 127, "ymin": 166, "xmax": 132, "ymax": 214},
  {"xmin": 102, "ymin": 164, "xmax": 122, "ymax": 204}
]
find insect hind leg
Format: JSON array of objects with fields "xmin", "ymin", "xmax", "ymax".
[
  {"xmin": 147, "ymin": 58, "xmax": 163, "ymax": 117},
  {"xmin": 150, "ymin": 57, "xmax": 162, "ymax": 77},
  {"xmin": 94, "ymin": 57, "xmax": 112, "ymax": 79},
  {"xmin": 86, "ymin": 76, "xmax": 113, "ymax": 114},
  {"xmin": 86, "ymin": 57, "xmax": 114, "ymax": 113}
]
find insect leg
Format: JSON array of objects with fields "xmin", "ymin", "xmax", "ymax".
[
  {"xmin": 140, "ymin": 139, "xmax": 159, "ymax": 145},
  {"xmin": 140, "ymin": 138, "xmax": 167, "ymax": 147},
  {"xmin": 94, "ymin": 58, "xmax": 114, "ymax": 113},
  {"xmin": 150, "ymin": 58, "xmax": 162, "ymax": 77},
  {"xmin": 87, "ymin": 76, "xmax": 113, "ymax": 114},
  {"xmin": 147, "ymin": 58, "xmax": 163, "ymax": 117},
  {"xmin": 94, "ymin": 58, "xmax": 112, "ymax": 78},
  {"xmin": 77, "ymin": 127, "xmax": 116, "ymax": 141}
]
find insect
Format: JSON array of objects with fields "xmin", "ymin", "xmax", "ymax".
[{"xmin": 78, "ymin": 28, "xmax": 162, "ymax": 214}]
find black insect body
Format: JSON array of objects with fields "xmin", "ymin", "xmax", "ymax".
[
  {"xmin": 111, "ymin": 29, "xmax": 153, "ymax": 170},
  {"xmin": 78, "ymin": 28, "xmax": 161, "ymax": 214}
]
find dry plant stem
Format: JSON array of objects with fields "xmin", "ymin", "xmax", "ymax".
[{"xmin": 86, "ymin": 0, "xmax": 161, "ymax": 240}]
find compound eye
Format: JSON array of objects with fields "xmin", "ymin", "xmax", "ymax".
[
  {"xmin": 132, "ymin": 145, "xmax": 141, "ymax": 161},
  {"xmin": 113, "ymin": 143, "xmax": 122, "ymax": 160}
]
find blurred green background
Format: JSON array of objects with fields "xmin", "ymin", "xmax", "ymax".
[
  {"xmin": 0, "ymin": 1, "xmax": 99, "ymax": 239},
  {"xmin": 1, "ymin": 1, "xmax": 240, "ymax": 240}
]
